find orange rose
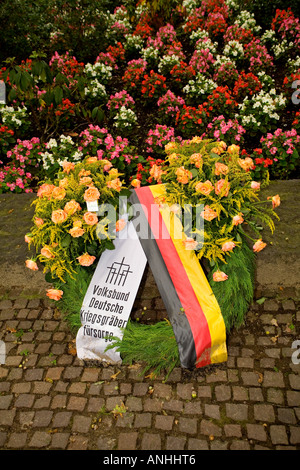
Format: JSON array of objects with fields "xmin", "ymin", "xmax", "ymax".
[
  {"xmin": 175, "ymin": 166, "xmax": 192, "ymax": 184},
  {"xmin": 86, "ymin": 156, "xmax": 98, "ymax": 164},
  {"xmin": 269, "ymin": 194, "xmax": 280, "ymax": 209},
  {"xmin": 150, "ymin": 164, "xmax": 165, "ymax": 183},
  {"xmin": 77, "ymin": 253, "xmax": 96, "ymax": 266},
  {"xmin": 168, "ymin": 152, "xmax": 178, "ymax": 162},
  {"xmin": 253, "ymin": 239, "xmax": 267, "ymax": 253},
  {"xmin": 84, "ymin": 186, "xmax": 100, "ymax": 202},
  {"xmin": 69, "ymin": 226, "xmax": 85, "ymax": 238},
  {"xmin": 238, "ymin": 157, "xmax": 254, "ymax": 171},
  {"xmin": 51, "ymin": 209, "xmax": 68, "ymax": 224},
  {"xmin": 211, "ymin": 146, "xmax": 222, "ymax": 155},
  {"xmin": 52, "ymin": 186, "xmax": 66, "ymax": 200},
  {"xmin": 79, "ymin": 176, "xmax": 93, "ymax": 186},
  {"xmin": 251, "ymin": 181, "xmax": 261, "ymax": 190},
  {"xmin": 83, "ymin": 211, "xmax": 98, "ymax": 226},
  {"xmin": 103, "ymin": 160, "xmax": 113, "ymax": 172},
  {"xmin": 195, "ymin": 180, "xmax": 214, "ymax": 195},
  {"xmin": 215, "ymin": 179, "xmax": 230, "ymax": 197},
  {"xmin": 215, "ymin": 162, "xmax": 229, "ymax": 175},
  {"xmin": 24, "ymin": 234, "xmax": 32, "ymax": 244},
  {"xmin": 191, "ymin": 136, "xmax": 202, "ymax": 143},
  {"xmin": 221, "ymin": 241, "xmax": 236, "ymax": 252},
  {"xmin": 131, "ymin": 178, "xmax": 141, "ymax": 188},
  {"xmin": 64, "ymin": 199, "xmax": 81, "ymax": 215},
  {"xmin": 107, "ymin": 178, "xmax": 122, "ymax": 192},
  {"xmin": 165, "ymin": 142, "xmax": 177, "ymax": 153},
  {"xmin": 213, "ymin": 270, "xmax": 228, "ymax": 282},
  {"xmin": 201, "ymin": 205, "xmax": 218, "ymax": 221},
  {"xmin": 190, "ymin": 153, "xmax": 203, "ymax": 168},
  {"xmin": 37, "ymin": 183, "xmax": 55, "ymax": 198},
  {"xmin": 62, "ymin": 161, "xmax": 75, "ymax": 174},
  {"xmin": 116, "ymin": 219, "xmax": 127, "ymax": 232},
  {"xmin": 232, "ymin": 213, "xmax": 244, "ymax": 226},
  {"xmin": 182, "ymin": 237, "xmax": 198, "ymax": 250},
  {"xmin": 41, "ymin": 246, "xmax": 55, "ymax": 258},
  {"xmin": 78, "ymin": 169, "xmax": 91, "ymax": 177},
  {"xmin": 227, "ymin": 144, "xmax": 240, "ymax": 154},
  {"xmin": 59, "ymin": 178, "xmax": 69, "ymax": 188},
  {"xmin": 46, "ymin": 289, "xmax": 63, "ymax": 301},
  {"xmin": 219, "ymin": 141, "xmax": 227, "ymax": 151},
  {"xmin": 34, "ymin": 217, "xmax": 44, "ymax": 227},
  {"xmin": 108, "ymin": 168, "xmax": 119, "ymax": 177},
  {"xmin": 25, "ymin": 259, "xmax": 38, "ymax": 271}
]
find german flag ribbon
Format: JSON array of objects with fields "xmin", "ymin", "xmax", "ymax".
[{"xmin": 130, "ymin": 184, "xmax": 227, "ymax": 369}]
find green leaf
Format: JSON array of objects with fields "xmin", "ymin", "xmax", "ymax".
[
  {"xmin": 53, "ymin": 86, "xmax": 63, "ymax": 105},
  {"xmin": 256, "ymin": 297, "xmax": 266, "ymax": 305},
  {"xmin": 61, "ymin": 234, "xmax": 72, "ymax": 248}
]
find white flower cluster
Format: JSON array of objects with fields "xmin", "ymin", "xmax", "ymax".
[
  {"xmin": 189, "ymin": 29, "xmax": 210, "ymax": 43},
  {"xmin": 124, "ymin": 34, "xmax": 144, "ymax": 52},
  {"xmin": 234, "ymin": 10, "xmax": 262, "ymax": 34},
  {"xmin": 225, "ymin": 0, "xmax": 240, "ymax": 10},
  {"xmin": 113, "ymin": 106, "xmax": 137, "ymax": 130},
  {"xmin": 182, "ymin": 0, "xmax": 199, "ymax": 15},
  {"xmin": 40, "ymin": 135, "xmax": 83, "ymax": 170},
  {"xmin": 107, "ymin": 6, "xmax": 132, "ymax": 37},
  {"xmin": 237, "ymin": 89, "xmax": 286, "ymax": 128},
  {"xmin": 257, "ymin": 71, "xmax": 275, "ymax": 90},
  {"xmin": 142, "ymin": 46, "xmax": 160, "ymax": 65},
  {"xmin": 183, "ymin": 73, "xmax": 217, "ymax": 99},
  {"xmin": 272, "ymin": 39, "xmax": 295, "ymax": 59},
  {"xmin": 84, "ymin": 79, "xmax": 107, "ymax": 100},
  {"xmin": 195, "ymin": 36, "xmax": 218, "ymax": 54},
  {"xmin": 287, "ymin": 55, "xmax": 300, "ymax": 73},
  {"xmin": 223, "ymin": 40, "xmax": 244, "ymax": 61},
  {"xmin": 158, "ymin": 54, "xmax": 181, "ymax": 74},
  {"xmin": 213, "ymin": 55, "xmax": 233, "ymax": 68},
  {"xmin": 0, "ymin": 105, "xmax": 28, "ymax": 128},
  {"xmin": 84, "ymin": 62, "xmax": 112, "ymax": 83},
  {"xmin": 260, "ymin": 29, "xmax": 277, "ymax": 44}
]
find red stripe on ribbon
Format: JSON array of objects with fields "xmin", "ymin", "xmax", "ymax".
[{"xmin": 134, "ymin": 186, "xmax": 212, "ymax": 367}]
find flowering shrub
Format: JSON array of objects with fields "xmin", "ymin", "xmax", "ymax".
[
  {"xmin": 189, "ymin": 48, "xmax": 215, "ymax": 75},
  {"xmin": 204, "ymin": 86, "xmax": 238, "ymax": 119},
  {"xmin": 271, "ymin": 8, "xmax": 300, "ymax": 51},
  {"xmin": 175, "ymin": 104, "xmax": 208, "ymax": 138},
  {"xmin": 232, "ymin": 72, "xmax": 262, "ymax": 102},
  {"xmin": 0, "ymin": 162, "xmax": 33, "ymax": 193},
  {"xmin": 0, "ymin": 105, "xmax": 31, "ymax": 136},
  {"xmin": 141, "ymin": 70, "xmax": 167, "ymax": 101},
  {"xmin": 40, "ymin": 135, "xmax": 82, "ymax": 176},
  {"xmin": 7, "ymin": 137, "xmax": 43, "ymax": 176},
  {"xmin": 122, "ymin": 58, "xmax": 147, "ymax": 94},
  {"xmin": 77, "ymin": 125, "xmax": 141, "ymax": 174},
  {"xmin": 157, "ymin": 90, "xmax": 185, "ymax": 124},
  {"xmin": 203, "ymin": 115, "xmax": 246, "ymax": 145},
  {"xmin": 259, "ymin": 128, "xmax": 300, "ymax": 179},
  {"xmin": 107, "ymin": 90, "xmax": 135, "ymax": 117},
  {"xmin": 169, "ymin": 61, "xmax": 196, "ymax": 89},
  {"xmin": 243, "ymin": 39, "xmax": 274, "ymax": 74},
  {"xmin": 183, "ymin": 73, "xmax": 217, "ymax": 104},
  {"xmin": 0, "ymin": 125, "xmax": 15, "ymax": 157},
  {"xmin": 145, "ymin": 124, "xmax": 182, "ymax": 155},
  {"xmin": 237, "ymin": 89, "xmax": 286, "ymax": 134},
  {"xmin": 84, "ymin": 61, "xmax": 113, "ymax": 85},
  {"xmin": 213, "ymin": 61, "xmax": 239, "ymax": 89}
]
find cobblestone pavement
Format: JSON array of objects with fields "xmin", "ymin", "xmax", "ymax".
[
  {"xmin": 0, "ymin": 181, "xmax": 299, "ymax": 451},
  {"xmin": 0, "ymin": 294, "xmax": 299, "ymax": 450}
]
